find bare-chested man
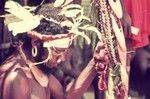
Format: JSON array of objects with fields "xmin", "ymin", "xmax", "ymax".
[{"xmin": 0, "ymin": 1, "xmax": 108, "ymax": 99}]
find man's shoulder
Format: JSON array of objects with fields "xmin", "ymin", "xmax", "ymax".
[
  {"xmin": 0, "ymin": 67, "xmax": 30, "ymax": 98},
  {"xmin": 0, "ymin": 53, "xmax": 28, "ymax": 74},
  {"xmin": 0, "ymin": 67, "xmax": 29, "ymax": 92}
]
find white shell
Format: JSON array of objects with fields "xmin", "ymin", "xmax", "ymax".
[
  {"xmin": 5, "ymin": 1, "xmax": 41, "ymax": 35},
  {"xmin": 108, "ymin": 0, "xmax": 123, "ymax": 19},
  {"xmin": 54, "ymin": 0, "xmax": 65, "ymax": 7},
  {"xmin": 111, "ymin": 14, "xmax": 126, "ymax": 51}
]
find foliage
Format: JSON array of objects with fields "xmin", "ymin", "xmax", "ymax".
[
  {"xmin": 3, "ymin": 0, "xmax": 102, "ymax": 44},
  {"xmin": 54, "ymin": 0, "xmax": 102, "ymax": 44}
]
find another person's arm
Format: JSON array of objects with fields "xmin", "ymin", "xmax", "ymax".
[{"xmin": 120, "ymin": 0, "xmax": 132, "ymax": 36}]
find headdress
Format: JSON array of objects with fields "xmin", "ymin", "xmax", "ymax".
[
  {"xmin": 4, "ymin": 0, "xmax": 102, "ymax": 45},
  {"xmin": 2, "ymin": 0, "xmax": 102, "ymax": 65},
  {"xmin": 1, "ymin": 0, "xmax": 104, "ymax": 87}
]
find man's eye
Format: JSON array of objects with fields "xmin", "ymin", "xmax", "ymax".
[
  {"xmin": 54, "ymin": 50, "xmax": 62, "ymax": 54},
  {"xmin": 53, "ymin": 48, "xmax": 67, "ymax": 54}
]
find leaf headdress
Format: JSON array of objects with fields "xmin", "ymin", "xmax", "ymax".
[{"xmin": 3, "ymin": 0, "xmax": 102, "ymax": 44}]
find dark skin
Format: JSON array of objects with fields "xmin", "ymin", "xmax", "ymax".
[
  {"xmin": 0, "ymin": 0, "xmax": 131, "ymax": 98},
  {"xmin": 129, "ymin": 45, "xmax": 150, "ymax": 97},
  {"xmin": 120, "ymin": 0, "xmax": 132, "ymax": 37},
  {"xmin": 55, "ymin": 1, "xmax": 132, "ymax": 99},
  {"xmin": 0, "ymin": 36, "xmax": 106, "ymax": 99},
  {"xmin": 53, "ymin": 45, "xmax": 82, "ymax": 86}
]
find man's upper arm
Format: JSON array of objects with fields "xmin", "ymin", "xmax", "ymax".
[
  {"xmin": 2, "ymin": 69, "xmax": 30, "ymax": 99},
  {"xmin": 49, "ymin": 74, "xmax": 65, "ymax": 99}
]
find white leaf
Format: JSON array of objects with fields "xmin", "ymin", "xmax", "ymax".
[
  {"xmin": 62, "ymin": 4, "xmax": 81, "ymax": 11},
  {"xmin": 54, "ymin": 0, "xmax": 65, "ymax": 7},
  {"xmin": 3, "ymin": 14, "xmax": 21, "ymax": 24},
  {"xmin": 108, "ymin": 0, "xmax": 123, "ymax": 18},
  {"xmin": 82, "ymin": 15, "xmax": 91, "ymax": 22},
  {"xmin": 79, "ymin": 25, "xmax": 102, "ymax": 40},
  {"xmin": 8, "ymin": 19, "xmax": 40, "ymax": 36},
  {"xmin": 60, "ymin": 20, "xmax": 73, "ymax": 27},
  {"xmin": 69, "ymin": 30, "xmax": 91, "ymax": 44},
  {"xmin": 42, "ymin": 16, "xmax": 60, "ymax": 24},
  {"xmin": 75, "ymin": 8, "xmax": 84, "ymax": 23},
  {"xmin": 62, "ymin": 0, "xmax": 74, "ymax": 7},
  {"xmin": 111, "ymin": 14, "xmax": 126, "ymax": 51},
  {"xmin": 5, "ymin": 1, "xmax": 34, "ymax": 21},
  {"xmin": 59, "ymin": 9, "xmax": 81, "ymax": 17},
  {"xmin": 78, "ymin": 32, "xmax": 91, "ymax": 44}
]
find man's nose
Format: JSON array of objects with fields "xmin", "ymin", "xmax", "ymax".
[{"xmin": 57, "ymin": 53, "xmax": 66, "ymax": 63}]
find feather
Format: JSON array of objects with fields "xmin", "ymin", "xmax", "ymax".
[
  {"xmin": 108, "ymin": 0, "xmax": 123, "ymax": 19},
  {"xmin": 5, "ymin": 1, "xmax": 42, "ymax": 35},
  {"xmin": 60, "ymin": 20, "xmax": 74, "ymax": 27},
  {"xmin": 8, "ymin": 19, "xmax": 40, "ymax": 36},
  {"xmin": 5, "ymin": 1, "xmax": 34, "ymax": 20},
  {"xmin": 54, "ymin": 0, "xmax": 65, "ymax": 7},
  {"xmin": 62, "ymin": 4, "xmax": 81, "ymax": 10},
  {"xmin": 79, "ymin": 25, "xmax": 102, "ymax": 41},
  {"xmin": 62, "ymin": 0, "xmax": 74, "ymax": 7},
  {"xmin": 111, "ymin": 14, "xmax": 126, "ymax": 52}
]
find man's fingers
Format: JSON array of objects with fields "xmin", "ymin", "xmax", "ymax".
[
  {"xmin": 95, "ymin": 42, "xmax": 105, "ymax": 53},
  {"xmin": 123, "ymin": 24, "xmax": 128, "ymax": 36},
  {"xmin": 127, "ymin": 25, "xmax": 132, "ymax": 37},
  {"xmin": 123, "ymin": 24, "xmax": 132, "ymax": 37}
]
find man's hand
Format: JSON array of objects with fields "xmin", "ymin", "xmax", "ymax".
[
  {"xmin": 121, "ymin": 10, "xmax": 132, "ymax": 37},
  {"xmin": 93, "ymin": 42, "xmax": 109, "ymax": 90},
  {"xmin": 93, "ymin": 42, "xmax": 109, "ymax": 71},
  {"xmin": 120, "ymin": 0, "xmax": 132, "ymax": 37}
]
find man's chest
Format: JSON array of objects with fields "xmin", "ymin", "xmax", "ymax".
[{"xmin": 28, "ymin": 79, "xmax": 51, "ymax": 99}]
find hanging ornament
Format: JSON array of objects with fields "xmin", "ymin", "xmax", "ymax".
[{"xmin": 108, "ymin": 0, "xmax": 123, "ymax": 18}]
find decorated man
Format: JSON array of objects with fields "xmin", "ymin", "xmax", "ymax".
[{"xmin": 0, "ymin": 0, "xmax": 108, "ymax": 99}]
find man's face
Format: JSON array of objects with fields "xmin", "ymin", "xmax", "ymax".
[
  {"xmin": 28, "ymin": 31, "xmax": 72, "ymax": 67},
  {"xmin": 46, "ymin": 47, "xmax": 68, "ymax": 68},
  {"xmin": 40, "ymin": 35, "xmax": 72, "ymax": 68}
]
